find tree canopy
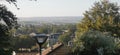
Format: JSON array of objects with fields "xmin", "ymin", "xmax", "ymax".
[
  {"xmin": 58, "ymin": 32, "xmax": 72, "ymax": 45},
  {"xmin": 0, "ymin": 4, "xmax": 18, "ymax": 50},
  {"xmin": 76, "ymin": 1, "xmax": 120, "ymax": 37},
  {"xmin": 0, "ymin": 0, "xmax": 18, "ymax": 54},
  {"xmin": 73, "ymin": 30, "xmax": 120, "ymax": 55},
  {"xmin": 73, "ymin": 1, "xmax": 120, "ymax": 55},
  {"xmin": 0, "ymin": 5, "xmax": 18, "ymax": 29}
]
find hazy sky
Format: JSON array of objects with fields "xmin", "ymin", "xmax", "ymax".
[{"xmin": 1, "ymin": 0, "xmax": 120, "ymax": 17}]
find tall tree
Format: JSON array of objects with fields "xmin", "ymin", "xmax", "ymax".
[
  {"xmin": 0, "ymin": 0, "xmax": 37, "ymax": 48},
  {"xmin": 76, "ymin": 1, "xmax": 120, "ymax": 37},
  {"xmin": 0, "ymin": 2, "xmax": 18, "ymax": 55},
  {"xmin": 0, "ymin": 0, "xmax": 37, "ymax": 54},
  {"xmin": 0, "ymin": 5, "xmax": 18, "ymax": 49}
]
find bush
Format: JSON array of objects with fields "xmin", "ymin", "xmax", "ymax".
[
  {"xmin": 58, "ymin": 32, "xmax": 72, "ymax": 45},
  {"xmin": 0, "ymin": 48, "xmax": 13, "ymax": 55},
  {"xmin": 73, "ymin": 30, "xmax": 119, "ymax": 55}
]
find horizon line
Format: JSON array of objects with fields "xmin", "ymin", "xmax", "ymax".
[{"xmin": 17, "ymin": 16, "xmax": 83, "ymax": 18}]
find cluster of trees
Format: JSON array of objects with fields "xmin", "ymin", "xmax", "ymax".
[
  {"xmin": 13, "ymin": 24, "xmax": 76, "ymax": 51},
  {"xmin": 17, "ymin": 24, "xmax": 75, "ymax": 34},
  {"xmin": 59, "ymin": 32, "xmax": 72, "ymax": 45},
  {"xmin": 70, "ymin": 0, "xmax": 120, "ymax": 55},
  {"xmin": 0, "ymin": 0, "xmax": 36, "ymax": 54},
  {"xmin": 58, "ymin": 24, "xmax": 76, "ymax": 45},
  {"xmin": 0, "ymin": 0, "xmax": 18, "ymax": 55},
  {"xmin": 13, "ymin": 35, "xmax": 36, "ymax": 51},
  {"xmin": 72, "ymin": 30, "xmax": 120, "ymax": 55},
  {"xmin": 76, "ymin": 1, "xmax": 120, "ymax": 37}
]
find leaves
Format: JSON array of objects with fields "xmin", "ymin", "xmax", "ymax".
[
  {"xmin": 58, "ymin": 32, "xmax": 72, "ymax": 45},
  {"xmin": 73, "ymin": 1, "xmax": 120, "ymax": 55},
  {"xmin": 73, "ymin": 30, "xmax": 117, "ymax": 55},
  {"xmin": 0, "ymin": 5, "xmax": 18, "ymax": 29},
  {"xmin": 77, "ymin": 1, "xmax": 120, "ymax": 37}
]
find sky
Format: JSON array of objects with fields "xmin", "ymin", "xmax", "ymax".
[{"xmin": 0, "ymin": 0, "xmax": 120, "ymax": 17}]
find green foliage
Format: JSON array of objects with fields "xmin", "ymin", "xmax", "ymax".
[
  {"xmin": 0, "ymin": 1, "xmax": 18, "ymax": 55},
  {"xmin": 14, "ymin": 24, "xmax": 76, "ymax": 51},
  {"xmin": 0, "ymin": 4, "xmax": 18, "ymax": 48},
  {"xmin": 0, "ymin": 24, "xmax": 11, "ymax": 48},
  {"xmin": 73, "ymin": 30, "xmax": 119, "ymax": 55},
  {"xmin": 0, "ymin": 5, "xmax": 18, "ymax": 29},
  {"xmin": 74, "ymin": 1, "xmax": 120, "ymax": 55},
  {"xmin": 37, "ymin": 26, "xmax": 49, "ymax": 34},
  {"xmin": 76, "ymin": 1, "xmax": 120, "ymax": 37},
  {"xmin": 0, "ymin": 0, "xmax": 37, "ymax": 54},
  {"xmin": 0, "ymin": 48, "xmax": 13, "ymax": 55},
  {"xmin": 14, "ymin": 35, "xmax": 36, "ymax": 51},
  {"xmin": 58, "ymin": 32, "xmax": 72, "ymax": 45}
]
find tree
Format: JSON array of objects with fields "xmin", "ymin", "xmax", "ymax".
[
  {"xmin": 0, "ymin": 0, "xmax": 37, "ymax": 47},
  {"xmin": 58, "ymin": 32, "xmax": 72, "ymax": 45},
  {"xmin": 0, "ymin": 0, "xmax": 38, "ymax": 54},
  {"xmin": 73, "ymin": 30, "xmax": 120, "ymax": 55},
  {"xmin": 38, "ymin": 26, "xmax": 49, "ymax": 34},
  {"xmin": 0, "ymin": 5, "xmax": 18, "ymax": 28},
  {"xmin": 0, "ymin": 4, "xmax": 18, "ymax": 55},
  {"xmin": 14, "ymin": 35, "xmax": 36, "ymax": 51},
  {"xmin": 76, "ymin": 1, "xmax": 120, "ymax": 37},
  {"xmin": 73, "ymin": 1, "xmax": 120, "ymax": 55},
  {"xmin": 0, "ymin": 5, "xmax": 18, "ymax": 47}
]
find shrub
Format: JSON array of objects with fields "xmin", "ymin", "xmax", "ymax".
[{"xmin": 73, "ymin": 30, "xmax": 119, "ymax": 55}]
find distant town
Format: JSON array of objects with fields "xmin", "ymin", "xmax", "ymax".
[{"xmin": 18, "ymin": 16, "xmax": 82, "ymax": 25}]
